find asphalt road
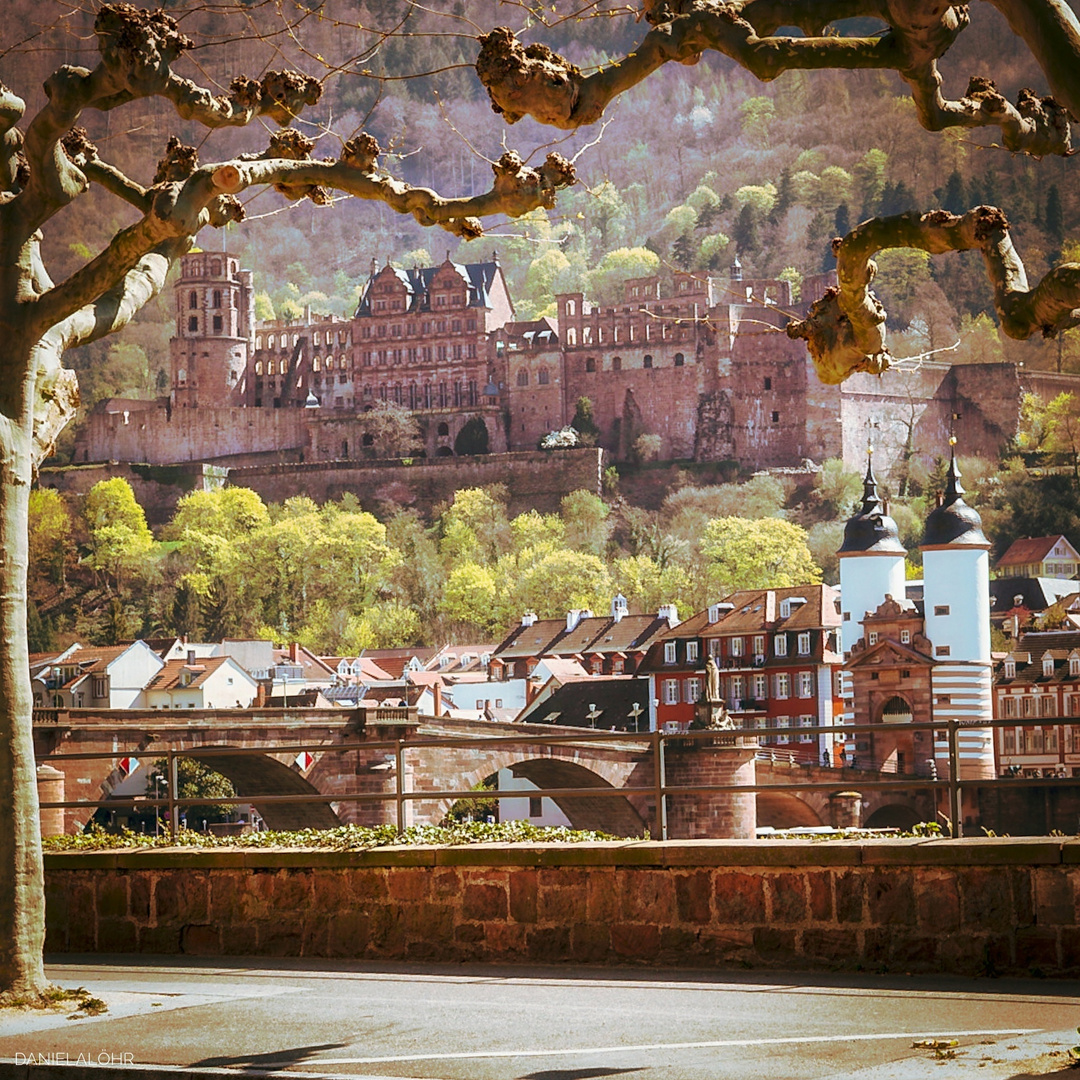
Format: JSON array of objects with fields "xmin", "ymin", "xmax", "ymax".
[{"xmin": 0, "ymin": 957, "xmax": 1078, "ymax": 1080}]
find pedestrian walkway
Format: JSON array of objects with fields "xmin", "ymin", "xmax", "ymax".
[{"xmin": 0, "ymin": 957, "xmax": 1077, "ymax": 1079}]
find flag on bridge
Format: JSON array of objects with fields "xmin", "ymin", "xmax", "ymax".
[
  {"xmin": 295, "ymin": 751, "xmax": 315, "ymax": 771},
  {"xmin": 118, "ymin": 756, "xmax": 139, "ymax": 776}
]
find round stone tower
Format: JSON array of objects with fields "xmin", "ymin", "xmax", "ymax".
[
  {"xmin": 921, "ymin": 442, "xmax": 995, "ymax": 781},
  {"xmin": 170, "ymin": 251, "xmax": 254, "ymax": 408}
]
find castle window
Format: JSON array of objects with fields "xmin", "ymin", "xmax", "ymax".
[
  {"xmin": 212, "ymin": 315, "xmax": 223, "ymax": 333},
  {"xmin": 764, "ymin": 377, "xmax": 772, "ymax": 390},
  {"xmin": 314, "ymin": 332, "xmax": 321, "ymax": 346},
  {"xmin": 538, "ymin": 368, "xmax": 550, "ymax": 385},
  {"xmin": 438, "ymin": 421, "xmax": 449, "ymax": 437},
  {"xmin": 582, "ymin": 326, "xmax": 592, "ymax": 345},
  {"xmin": 211, "ymin": 259, "xmax": 221, "ymax": 276},
  {"xmin": 188, "ymin": 316, "xmax": 198, "ymax": 332},
  {"xmin": 585, "ymin": 358, "xmax": 596, "ymax": 373},
  {"xmin": 255, "ymin": 361, "xmax": 263, "ymax": 376},
  {"xmin": 566, "ymin": 328, "xmax": 576, "ymax": 346},
  {"xmin": 255, "ymin": 336, "xmax": 263, "ymax": 350},
  {"xmin": 566, "ymin": 299, "xmax": 576, "ymax": 317},
  {"xmin": 312, "ymin": 357, "xmax": 320, "ymax": 372},
  {"xmin": 516, "ymin": 369, "xmax": 529, "ymax": 387},
  {"xmin": 901, "ymin": 628, "xmax": 911, "ymax": 643},
  {"xmin": 188, "ymin": 291, "xmax": 198, "ymax": 310},
  {"xmin": 279, "ymin": 359, "xmax": 288, "ymax": 375},
  {"xmin": 643, "ymin": 354, "xmax": 653, "ymax": 368},
  {"xmin": 177, "ymin": 368, "xmax": 187, "ymax": 384},
  {"xmin": 267, "ymin": 335, "xmax": 275, "ymax": 349},
  {"xmin": 326, "ymin": 356, "xmax": 335, "ymax": 370},
  {"xmin": 674, "ymin": 352, "xmax": 684, "ymax": 366},
  {"xmin": 771, "ymin": 411, "xmax": 780, "ymax": 423},
  {"xmin": 212, "ymin": 290, "xmax": 222, "ymax": 308},
  {"xmin": 611, "ymin": 356, "xmax": 622, "ymax": 371}
]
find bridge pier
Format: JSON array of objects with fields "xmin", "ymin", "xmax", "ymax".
[{"xmin": 664, "ymin": 744, "xmax": 757, "ymax": 839}]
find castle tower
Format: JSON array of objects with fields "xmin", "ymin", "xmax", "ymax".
[
  {"xmin": 170, "ymin": 251, "xmax": 253, "ymax": 408},
  {"xmin": 921, "ymin": 442, "xmax": 995, "ymax": 781}
]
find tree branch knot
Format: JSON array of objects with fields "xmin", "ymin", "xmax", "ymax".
[
  {"xmin": 95, "ymin": 4, "xmax": 192, "ymax": 87},
  {"xmin": 153, "ymin": 136, "xmax": 198, "ymax": 183},
  {"xmin": 477, "ymin": 27, "xmax": 581, "ymax": 127},
  {"xmin": 259, "ymin": 71, "xmax": 322, "ymax": 127},
  {"xmin": 341, "ymin": 133, "xmax": 380, "ymax": 171}
]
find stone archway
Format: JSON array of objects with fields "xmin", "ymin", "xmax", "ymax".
[
  {"xmin": 185, "ymin": 748, "xmax": 340, "ymax": 830},
  {"xmin": 507, "ymin": 758, "xmax": 648, "ymax": 836},
  {"xmin": 756, "ymin": 791, "xmax": 824, "ymax": 829},
  {"xmin": 879, "ymin": 695, "xmax": 913, "ymax": 724},
  {"xmin": 864, "ymin": 803, "xmax": 922, "ymax": 830}
]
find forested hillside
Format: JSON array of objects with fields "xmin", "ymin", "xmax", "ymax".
[{"xmin": 3, "ymin": 0, "xmax": 1079, "ymax": 438}]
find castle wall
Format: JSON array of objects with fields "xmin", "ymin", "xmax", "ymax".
[
  {"xmin": 227, "ymin": 448, "xmax": 603, "ymax": 517},
  {"xmin": 74, "ymin": 403, "xmax": 308, "ymax": 466}
]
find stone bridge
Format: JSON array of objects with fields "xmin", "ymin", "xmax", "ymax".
[{"xmin": 32, "ymin": 708, "xmax": 936, "ymax": 839}]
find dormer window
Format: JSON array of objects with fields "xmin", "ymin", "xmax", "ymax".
[
  {"xmin": 664, "ymin": 641, "xmax": 677, "ymax": 664},
  {"xmin": 1070, "ymin": 653, "xmax": 1080, "ymax": 677},
  {"xmin": 686, "ymin": 641, "xmax": 699, "ymax": 664},
  {"xmin": 774, "ymin": 634, "xmax": 787, "ymax": 657},
  {"xmin": 1004, "ymin": 659, "xmax": 1016, "ymax": 679},
  {"xmin": 1043, "ymin": 654, "xmax": 1055, "ymax": 677}
]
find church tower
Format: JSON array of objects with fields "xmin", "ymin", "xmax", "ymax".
[
  {"xmin": 921, "ymin": 441, "xmax": 995, "ymax": 781},
  {"xmin": 170, "ymin": 251, "xmax": 254, "ymax": 408}
]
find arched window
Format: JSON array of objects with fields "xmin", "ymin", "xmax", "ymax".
[
  {"xmin": 674, "ymin": 352, "xmax": 685, "ymax": 366},
  {"xmin": 279, "ymin": 359, "xmax": 288, "ymax": 375},
  {"xmin": 188, "ymin": 291, "xmax": 198, "ymax": 310},
  {"xmin": 565, "ymin": 299, "xmax": 576, "ymax": 317},
  {"xmin": 516, "ymin": 369, "xmax": 529, "ymax": 387},
  {"xmin": 255, "ymin": 336, "xmax": 263, "ymax": 350},
  {"xmin": 566, "ymin": 327, "xmax": 576, "ymax": 346},
  {"xmin": 255, "ymin": 361, "xmax": 263, "ymax": 376},
  {"xmin": 424, "ymin": 383, "xmax": 433, "ymax": 409},
  {"xmin": 211, "ymin": 259, "xmax": 221, "ymax": 276},
  {"xmin": 312, "ymin": 356, "xmax": 321, "ymax": 372},
  {"xmin": 611, "ymin": 356, "xmax": 622, "ymax": 371},
  {"xmin": 314, "ymin": 331, "xmax": 321, "ymax": 346},
  {"xmin": 582, "ymin": 326, "xmax": 593, "ymax": 345},
  {"xmin": 326, "ymin": 356, "xmax": 334, "ymax": 370},
  {"xmin": 643, "ymin": 354, "xmax": 653, "ymax": 368},
  {"xmin": 229, "ymin": 261, "xmax": 237, "ymax": 276},
  {"xmin": 267, "ymin": 334, "xmax": 275, "ymax": 349},
  {"xmin": 880, "ymin": 696, "xmax": 913, "ymax": 724},
  {"xmin": 437, "ymin": 421, "xmax": 450, "ymax": 436},
  {"xmin": 177, "ymin": 368, "xmax": 187, "ymax": 384},
  {"xmin": 538, "ymin": 368, "xmax": 550, "ymax": 385},
  {"xmin": 585, "ymin": 357, "xmax": 596, "ymax": 373}
]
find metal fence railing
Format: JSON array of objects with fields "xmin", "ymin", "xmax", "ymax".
[{"xmin": 34, "ymin": 714, "xmax": 1078, "ymax": 841}]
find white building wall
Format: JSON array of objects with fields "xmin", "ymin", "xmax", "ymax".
[
  {"xmin": 496, "ymin": 768, "xmax": 572, "ymax": 827},
  {"xmin": 107, "ymin": 642, "xmax": 164, "ymax": 709}
]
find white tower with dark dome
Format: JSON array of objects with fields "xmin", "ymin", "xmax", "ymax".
[
  {"xmin": 921, "ymin": 441, "xmax": 995, "ymax": 780},
  {"xmin": 837, "ymin": 449, "xmax": 907, "ymax": 732}
]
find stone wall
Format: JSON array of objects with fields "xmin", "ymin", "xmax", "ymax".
[
  {"xmin": 42, "ymin": 840, "xmax": 1080, "ymax": 976},
  {"xmin": 225, "ymin": 448, "xmax": 603, "ymax": 517}
]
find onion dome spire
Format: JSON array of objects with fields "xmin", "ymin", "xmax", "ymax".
[
  {"xmin": 838, "ymin": 441, "xmax": 904, "ymax": 554},
  {"xmin": 922, "ymin": 437, "xmax": 989, "ymax": 548}
]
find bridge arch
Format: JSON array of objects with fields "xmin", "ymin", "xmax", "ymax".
[
  {"xmin": 415, "ymin": 749, "xmax": 649, "ymax": 837},
  {"xmin": 756, "ymin": 791, "xmax": 824, "ymax": 830},
  {"xmin": 184, "ymin": 748, "xmax": 341, "ymax": 830},
  {"xmin": 864, "ymin": 802, "xmax": 922, "ymax": 830}
]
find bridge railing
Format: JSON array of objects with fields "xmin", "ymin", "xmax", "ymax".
[{"xmin": 33, "ymin": 715, "xmax": 1068, "ymax": 840}]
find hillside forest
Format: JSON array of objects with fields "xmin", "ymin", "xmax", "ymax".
[
  {"xmin": 29, "ymin": 385, "xmax": 1080, "ymax": 653},
  {"xmin": 0, "ymin": 0, "xmax": 1077, "ymax": 457}
]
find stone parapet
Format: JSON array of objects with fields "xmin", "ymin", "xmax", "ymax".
[{"xmin": 43, "ymin": 839, "xmax": 1080, "ymax": 976}]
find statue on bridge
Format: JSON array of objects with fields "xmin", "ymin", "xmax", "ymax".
[{"xmin": 697, "ymin": 655, "xmax": 735, "ymax": 731}]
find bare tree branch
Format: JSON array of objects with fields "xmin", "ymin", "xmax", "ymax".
[
  {"xmin": 786, "ymin": 207, "xmax": 1080, "ymax": 385},
  {"xmin": 475, "ymin": 0, "xmax": 1076, "ymax": 156}
]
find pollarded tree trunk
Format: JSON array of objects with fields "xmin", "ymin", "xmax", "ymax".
[
  {"xmin": 0, "ymin": 355, "xmax": 46, "ymax": 998},
  {"xmin": 0, "ymin": 3, "xmax": 575, "ymax": 998}
]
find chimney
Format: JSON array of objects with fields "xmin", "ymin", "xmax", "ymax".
[
  {"xmin": 611, "ymin": 594, "xmax": 628, "ymax": 622},
  {"xmin": 521, "ymin": 611, "xmax": 538, "ymax": 627},
  {"xmin": 526, "ymin": 676, "xmax": 541, "ymax": 705},
  {"xmin": 765, "ymin": 591, "xmax": 776, "ymax": 625},
  {"xmin": 566, "ymin": 609, "xmax": 582, "ymax": 632},
  {"xmin": 186, "ymin": 649, "xmax": 196, "ymax": 665},
  {"xmin": 657, "ymin": 603, "xmax": 680, "ymax": 627},
  {"xmin": 433, "ymin": 680, "xmax": 443, "ymax": 717},
  {"xmin": 289, "ymin": 641, "xmax": 300, "ymax": 663}
]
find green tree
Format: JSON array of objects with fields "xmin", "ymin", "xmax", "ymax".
[
  {"xmin": 82, "ymin": 478, "xmax": 154, "ymax": 592},
  {"xmin": 700, "ymin": 518, "xmax": 821, "ymax": 594},
  {"xmin": 584, "ymin": 247, "xmax": 659, "ymax": 304},
  {"xmin": 439, "ymin": 562, "xmax": 499, "ymax": 633},
  {"xmin": 814, "ymin": 459, "xmax": 862, "ymax": 519},
  {"xmin": 27, "ymin": 489, "xmax": 71, "ymax": 590},
  {"xmin": 148, "ymin": 757, "xmax": 236, "ymax": 827},
  {"xmin": 571, "ymin": 397, "xmax": 601, "ymax": 448},
  {"xmin": 561, "ymin": 490, "xmax": 611, "ymax": 556}
]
